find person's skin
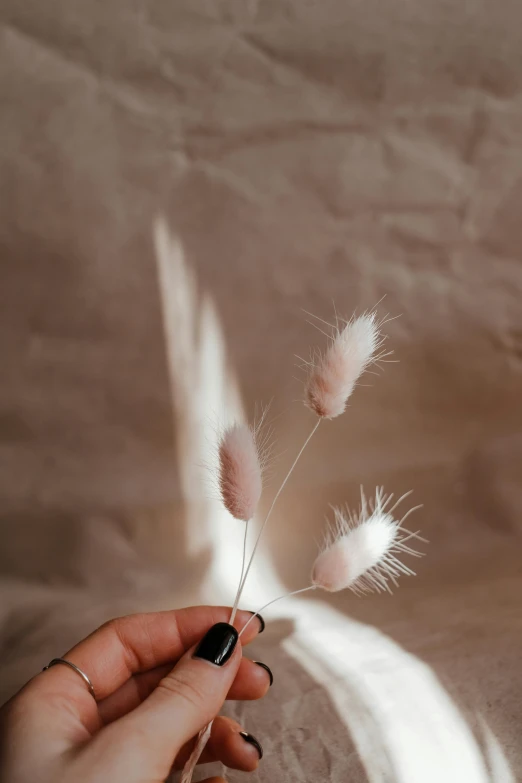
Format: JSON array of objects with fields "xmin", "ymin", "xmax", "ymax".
[{"xmin": 0, "ymin": 606, "xmax": 272, "ymax": 783}]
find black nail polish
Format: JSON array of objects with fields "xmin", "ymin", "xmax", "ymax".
[
  {"xmin": 239, "ymin": 731, "xmax": 264, "ymax": 760},
  {"xmin": 194, "ymin": 623, "xmax": 238, "ymax": 666},
  {"xmin": 248, "ymin": 611, "xmax": 265, "ymax": 633},
  {"xmin": 254, "ymin": 661, "xmax": 273, "ymax": 687}
]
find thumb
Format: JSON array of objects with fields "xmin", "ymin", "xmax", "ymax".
[{"xmin": 93, "ymin": 623, "xmax": 241, "ymax": 778}]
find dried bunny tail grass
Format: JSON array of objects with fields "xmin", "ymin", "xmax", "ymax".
[
  {"xmin": 304, "ymin": 309, "xmax": 391, "ymax": 419},
  {"xmin": 312, "ymin": 488, "xmax": 426, "ymax": 595},
  {"xmin": 214, "ymin": 403, "xmax": 274, "ymax": 521},
  {"xmin": 240, "ymin": 492, "xmax": 426, "ymax": 638},
  {"xmin": 218, "ymin": 423, "xmax": 263, "ymax": 521},
  {"xmin": 201, "ymin": 404, "xmax": 273, "ymax": 502}
]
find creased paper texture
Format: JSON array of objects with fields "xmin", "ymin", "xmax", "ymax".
[{"xmin": 1, "ymin": 1, "xmax": 521, "ymax": 780}]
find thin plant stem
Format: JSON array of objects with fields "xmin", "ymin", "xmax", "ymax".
[
  {"xmin": 230, "ymin": 519, "xmax": 250, "ymax": 625},
  {"xmin": 180, "ymin": 721, "xmax": 213, "ymax": 783},
  {"xmin": 239, "ymin": 585, "xmax": 317, "ymax": 639},
  {"xmin": 234, "ymin": 418, "xmax": 321, "ymax": 610}
]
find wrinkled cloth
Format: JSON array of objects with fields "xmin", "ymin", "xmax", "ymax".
[{"xmin": 1, "ymin": 1, "xmax": 521, "ymax": 780}]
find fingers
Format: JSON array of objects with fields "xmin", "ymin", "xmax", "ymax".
[
  {"xmin": 85, "ymin": 623, "xmax": 244, "ymax": 778},
  {"xmin": 227, "ymin": 658, "xmax": 273, "ymax": 700},
  {"xmin": 33, "ymin": 606, "xmax": 262, "ymax": 736},
  {"xmin": 98, "ymin": 657, "xmax": 272, "ymax": 724},
  {"xmin": 175, "ymin": 716, "xmax": 263, "ymax": 772},
  {"xmin": 61, "ymin": 607, "xmax": 261, "ymax": 701},
  {"xmin": 25, "ymin": 606, "xmax": 264, "ymax": 741}
]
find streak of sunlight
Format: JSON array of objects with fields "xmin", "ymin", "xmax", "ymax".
[
  {"xmin": 280, "ymin": 599, "xmax": 510, "ymax": 783},
  {"xmin": 480, "ymin": 719, "xmax": 516, "ymax": 783},
  {"xmin": 154, "ymin": 216, "xmax": 283, "ymax": 605}
]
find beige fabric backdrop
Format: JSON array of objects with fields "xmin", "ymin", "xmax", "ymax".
[{"xmin": 1, "ymin": 1, "xmax": 521, "ymax": 781}]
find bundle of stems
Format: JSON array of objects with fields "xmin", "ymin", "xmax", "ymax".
[{"xmin": 181, "ymin": 309, "xmax": 426, "ymax": 783}]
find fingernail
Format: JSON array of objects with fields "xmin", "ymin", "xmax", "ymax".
[
  {"xmin": 248, "ymin": 611, "xmax": 265, "ymax": 633},
  {"xmin": 239, "ymin": 730, "xmax": 264, "ymax": 760},
  {"xmin": 254, "ymin": 661, "xmax": 273, "ymax": 687},
  {"xmin": 194, "ymin": 623, "xmax": 238, "ymax": 666}
]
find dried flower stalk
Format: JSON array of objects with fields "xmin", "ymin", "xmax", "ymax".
[{"xmin": 182, "ymin": 305, "xmax": 425, "ymax": 783}]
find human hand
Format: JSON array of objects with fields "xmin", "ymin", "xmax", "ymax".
[{"xmin": 0, "ymin": 606, "xmax": 271, "ymax": 783}]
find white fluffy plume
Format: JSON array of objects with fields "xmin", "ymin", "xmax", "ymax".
[
  {"xmin": 218, "ymin": 423, "xmax": 263, "ymax": 522},
  {"xmin": 305, "ymin": 311, "xmax": 386, "ymax": 419},
  {"xmin": 312, "ymin": 488, "xmax": 425, "ymax": 594}
]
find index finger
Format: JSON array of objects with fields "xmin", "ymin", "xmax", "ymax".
[{"xmin": 38, "ymin": 607, "xmax": 262, "ymax": 704}]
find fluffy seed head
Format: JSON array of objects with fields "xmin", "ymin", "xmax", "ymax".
[
  {"xmin": 305, "ymin": 312, "xmax": 384, "ymax": 419},
  {"xmin": 312, "ymin": 488, "xmax": 425, "ymax": 594},
  {"xmin": 218, "ymin": 423, "xmax": 263, "ymax": 521}
]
